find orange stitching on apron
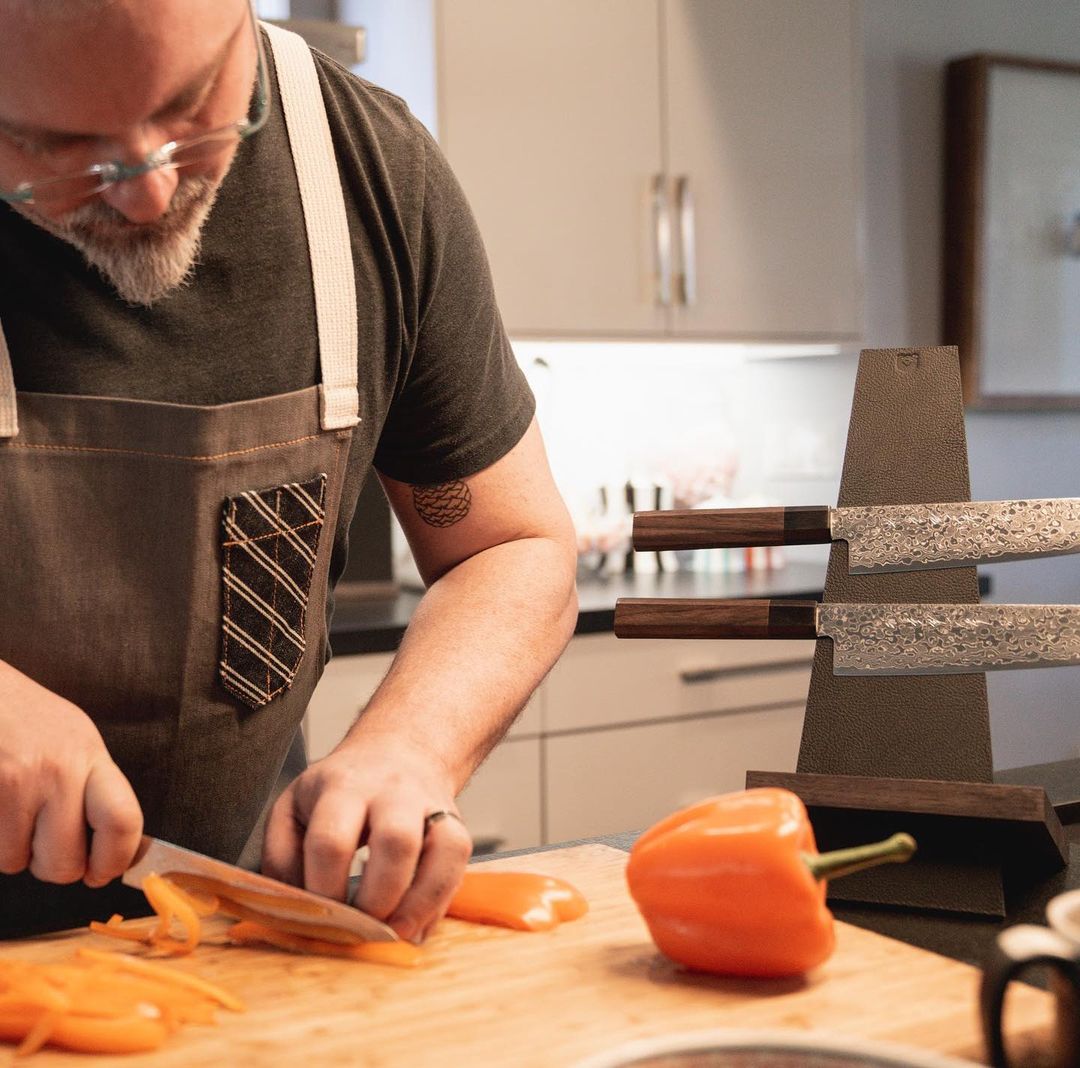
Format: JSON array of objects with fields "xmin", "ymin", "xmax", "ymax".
[
  {"xmin": 269, "ymin": 488, "xmax": 281, "ymax": 701},
  {"xmin": 222, "ymin": 497, "xmax": 235, "ymax": 699},
  {"xmin": 4, "ymin": 433, "xmax": 321, "ymax": 462},
  {"xmin": 222, "ymin": 518, "xmax": 322, "ymax": 548}
]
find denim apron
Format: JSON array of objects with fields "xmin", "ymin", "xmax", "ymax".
[{"xmin": 0, "ymin": 24, "xmax": 359, "ymax": 936}]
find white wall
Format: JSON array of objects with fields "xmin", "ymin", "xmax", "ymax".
[
  {"xmin": 862, "ymin": 0, "xmax": 1080, "ymax": 768},
  {"xmin": 338, "ymin": 0, "xmax": 438, "ymax": 134}
]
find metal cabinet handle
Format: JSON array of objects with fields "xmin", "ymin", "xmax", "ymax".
[
  {"xmin": 675, "ymin": 175, "xmax": 696, "ymax": 306},
  {"xmin": 679, "ymin": 658, "xmax": 814, "ymax": 685},
  {"xmin": 651, "ymin": 174, "xmax": 673, "ymax": 307}
]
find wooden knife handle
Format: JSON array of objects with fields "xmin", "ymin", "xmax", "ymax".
[
  {"xmin": 631, "ymin": 506, "xmax": 831, "ymax": 551},
  {"xmin": 614, "ymin": 598, "xmax": 818, "ymax": 639}
]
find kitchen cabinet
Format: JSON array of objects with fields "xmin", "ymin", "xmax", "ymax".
[
  {"xmin": 541, "ymin": 633, "xmax": 811, "ymax": 842},
  {"xmin": 545, "ymin": 703, "xmax": 806, "ymax": 842},
  {"xmin": 542, "ymin": 633, "xmax": 814, "ymax": 733},
  {"xmin": 435, "ymin": 0, "xmax": 862, "ymax": 340},
  {"xmin": 303, "ymin": 633, "xmax": 811, "ymax": 851}
]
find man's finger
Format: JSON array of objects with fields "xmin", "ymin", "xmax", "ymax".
[
  {"xmin": 351, "ymin": 811, "xmax": 424, "ymax": 922},
  {"xmin": 301, "ymin": 792, "xmax": 370, "ymax": 902},
  {"xmin": 84, "ymin": 759, "xmax": 143, "ymax": 887},
  {"xmin": 0, "ymin": 784, "xmax": 35, "ymax": 875},
  {"xmin": 30, "ymin": 780, "xmax": 89, "ymax": 885},
  {"xmin": 261, "ymin": 786, "xmax": 306, "ymax": 887},
  {"xmin": 388, "ymin": 814, "xmax": 472, "ymax": 942}
]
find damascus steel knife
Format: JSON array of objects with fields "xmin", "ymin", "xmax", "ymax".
[
  {"xmin": 631, "ymin": 498, "xmax": 1080, "ymax": 574},
  {"xmin": 613, "ymin": 598, "xmax": 1080, "ymax": 676}
]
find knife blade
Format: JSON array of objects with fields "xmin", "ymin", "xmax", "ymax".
[
  {"xmin": 614, "ymin": 598, "xmax": 1080, "ymax": 676},
  {"xmin": 630, "ymin": 498, "xmax": 1080, "ymax": 573},
  {"xmin": 122, "ymin": 837, "xmax": 398, "ymax": 944}
]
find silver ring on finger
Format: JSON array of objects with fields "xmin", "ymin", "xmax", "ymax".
[{"xmin": 423, "ymin": 809, "xmax": 464, "ymax": 834}]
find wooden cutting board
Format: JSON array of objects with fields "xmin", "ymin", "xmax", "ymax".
[{"xmin": 0, "ymin": 845, "xmax": 1055, "ymax": 1067}]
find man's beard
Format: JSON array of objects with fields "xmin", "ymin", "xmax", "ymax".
[{"xmin": 19, "ymin": 175, "xmax": 222, "ymax": 307}]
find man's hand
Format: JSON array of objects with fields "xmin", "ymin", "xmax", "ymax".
[
  {"xmin": 261, "ymin": 733, "xmax": 473, "ymax": 943},
  {"xmin": 260, "ymin": 420, "xmax": 575, "ymax": 943},
  {"xmin": 0, "ymin": 662, "xmax": 143, "ymax": 888}
]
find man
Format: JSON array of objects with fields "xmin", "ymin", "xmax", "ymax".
[{"xmin": 0, "ymin": 0, "xmax": 577, "ymax": 942}]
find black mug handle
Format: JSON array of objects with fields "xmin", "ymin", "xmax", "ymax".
[{"xmin": 981, "ymin": 923, "xmax": 1080, "ymax": 1068}]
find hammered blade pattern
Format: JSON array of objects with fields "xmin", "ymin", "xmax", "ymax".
[
  {"xmin": 833, "ymin": 498, "xmax": 1080, "ymax": 573},
  {"xmin": 818, "ymin": 602, "xmax": 1080, "ymax": 675}
]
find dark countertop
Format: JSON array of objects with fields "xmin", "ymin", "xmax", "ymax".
[
  {"xmin": 501, "ymin": 760, "xmax": 1080, "ymax": 982},
  {"xmin": 330, "ymin": 563, "xmax": 994, "ymax": 655}
]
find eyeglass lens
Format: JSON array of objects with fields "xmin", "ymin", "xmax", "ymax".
[{"xmin": 19, "ymin": 131, "xmax": 245, "ymax": 207}]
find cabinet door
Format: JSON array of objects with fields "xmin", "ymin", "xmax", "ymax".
[
  {"xmin": 303, "ymin": 653, "xmax": 541, "ymax": 763},
  {"xmin": 435, "ymin": 0, "xmax": 668, "ymax": 336},
  {"xmin": 544, "ymin": 633, "xmax": 812, "ymax": 733},
  {"xmin": 545, "ymin": 703, "xmax": 805, "ymax": 843},
  {"xmin": 664, "ymin": 0, "xmax": 862, "ymax": 339},
  {"xmin": 457, "ymin": 738, "xmax": 542, "ymax": 853}
]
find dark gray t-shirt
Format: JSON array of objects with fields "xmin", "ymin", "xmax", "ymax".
[{"xmin": 0, "ymin": 39, "xmax": 534, "ymax": 619}]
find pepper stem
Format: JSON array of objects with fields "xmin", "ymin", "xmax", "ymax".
[{"xmin": 801, "ymin": 833, "xmax": 917, "ymax": 883}]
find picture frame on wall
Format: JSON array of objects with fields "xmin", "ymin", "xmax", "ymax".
[{"xmin": 943, "ymin": 54, "xmax": 1080, "ymax": 409}]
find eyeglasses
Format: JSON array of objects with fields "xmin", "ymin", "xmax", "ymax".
[{"xmin": 0, "ymin": 2, "xmax": 269, "ymax": 208}]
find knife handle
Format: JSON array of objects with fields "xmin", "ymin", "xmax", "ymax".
[
  {"xmin": 614, "ymin": 598, "xmax": 818, "ymax": 639},
  {"xmin": 632, "ymin": 506, "xmax": 831, "ymax": 551}
]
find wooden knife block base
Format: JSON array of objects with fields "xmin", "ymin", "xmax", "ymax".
[{"xmin": 745, "ymin": 770, "xmax": 1068, "ymax": 917}]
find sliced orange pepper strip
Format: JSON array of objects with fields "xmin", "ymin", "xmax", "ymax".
[
  {"xmin": 0, "ymin": 1009, "xmax": 169, "ymax": 1055},
  {"xmin": 227, "ymin": 922, "xmax": 425, "ymax": 967},
  {"xmin": 0, "ymin": 996, "xmax": 69, "ymax": 1017},
  {"xmin": 0, "ymin": 979, "xmax": 70, "ymax": 1015},
  {"xmin": 74, "ymin": 949, "xmax": 246, "ymax": 1013},
  {"xmin": 58, "ymin": 960, "xmax": 219, "ymax": 1023},
  {"xmin": 14, "ymin": 1009, "xmax": 60, "ymax": 1058},
  {"xmin": 142, "ymin": 873, "xmax": 201, "ymax": 954},
  {"xmin": 447, "ymin": 870, "xmax": 588, "ymax": 931},
  {"xmin": 89, "ymin": 919, "xmax": 155, "ymax": 943}
]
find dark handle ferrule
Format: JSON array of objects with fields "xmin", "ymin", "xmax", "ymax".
[
  {"xmin": 631, "ymin": 506, "xmax": 831, "ymax": 551},
  {"xmin": 614, "ymin": 599, "xmax": 818, "ymax": 640}
]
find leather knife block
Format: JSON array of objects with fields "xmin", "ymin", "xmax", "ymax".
[{"xmin": 746, "ymin": 346, "xmax": 1066, "ymax": 917}]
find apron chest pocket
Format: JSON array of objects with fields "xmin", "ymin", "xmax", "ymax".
[{"xmin": 219, "ymin": 474, "xmax": 328, "ymax": 709}]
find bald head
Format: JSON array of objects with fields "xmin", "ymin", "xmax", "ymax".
[{"xmin": 0, "ymin": 0, "xmax": 249, "ymax": 140}]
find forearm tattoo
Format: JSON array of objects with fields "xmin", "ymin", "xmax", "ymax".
[{"xmin": 412, "ymin": 480, "xmax": 472, "ymax": 527}]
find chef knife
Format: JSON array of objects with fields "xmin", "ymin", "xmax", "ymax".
[
  {"xmin": 614, "ymin": 598, "xmax": 1080, "ymax": 676},
  {"xmin": 123, "ymin": 836, "xmax": 398, "ymax": 944},
  {"xmin": 630, "ymin": 498, "xmax": 1080, "ymax": 574}
]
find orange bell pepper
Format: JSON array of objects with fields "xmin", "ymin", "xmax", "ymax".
[{"xmin": 626, "ymin": 787, "xmax": 915, "ymax": 978}]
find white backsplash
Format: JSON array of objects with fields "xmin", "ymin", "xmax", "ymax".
[{"xmin": 512, "ymin": 339, "xmax": 859, "ymax": 568}]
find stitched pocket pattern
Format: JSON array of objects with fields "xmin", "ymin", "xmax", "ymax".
[{"xmin": 219, "ymin": 474, "xmax": 327, "ymax": 709}]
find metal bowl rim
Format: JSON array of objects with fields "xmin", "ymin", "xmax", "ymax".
[{"xmin": 569, "ymin": 1028, "xmax": 981, "ymax": 1068}]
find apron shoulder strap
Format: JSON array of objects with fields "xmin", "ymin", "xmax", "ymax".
[
  {"xmin": 262, "ymin": 22, "xmax": 361, "ymax": 432},
  {"xmin": 0, "ymin": 323, "xmax": 16, "ymax": 439}
]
